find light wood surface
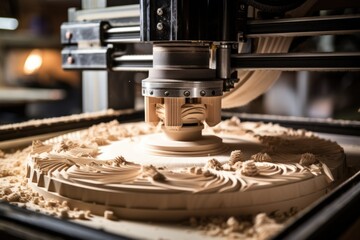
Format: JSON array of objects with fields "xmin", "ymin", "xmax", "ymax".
[{"xmin": 26, "ymin": 120, "xmax": 344, "ymax": 221}]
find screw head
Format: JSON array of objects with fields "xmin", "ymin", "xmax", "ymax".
[
  {"xmin": 102, "ymin": 24, "xmax": 110, "ymax": 30},
  {"xmin": 184, "ymin": 90, "xmax": 190, "ymax": 97},
  {"xmin": 150, "ymin": 90, "xmax": 154, "ymax": 95},
  {"xmin": 156, "ymin": 22, "xmax": 163, "ymax": 31},
  {"xmin": 67, "ymin": 56, "xmax": 74, "ymax": 64},
  {"xmin": 200, "ymin": 90, "xmax": 206, "ymax": 96},
  {"xmin": 164, "ymin": 91, "xmax": 169, "ymax": 96},
  {"xmin": 156, "ymin": 8, "xmax": 163, "ymax": 16},
  {"xmin": 65, "ymin": 31, "xmax": 72, "ymax": 40}
]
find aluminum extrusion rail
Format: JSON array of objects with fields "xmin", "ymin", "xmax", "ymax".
[
  {"xmin": 63, "ymin": 51, "xmax": 360, "ymax": 72},
  {"xmin": 104, "ymin": 26, "xmax": 140, "ymax": 43},
  {"xmin": 93, "ymin": 15, "xmax": 360, "ymax": 44},
  {"xmin": 98, "ymin": 14, "xmax": 360, "ymax": 42},
  {"xmin": 246, "ymin": 15, "xmax": 360, "ymax": 38},
  {"xmin": 231, "ymin": 52, "xmax": 360, "ymax": 71},
  {"xmin": 61, "ymin": 13, "xmax": 360, "ymax": 70},
  {"xmin": 112, "ymin": 54, "xmax": 153, "ymax": 71},
  {"xmin": 109, "ymin": 52, "xmax": 360, "ymax": 72}
]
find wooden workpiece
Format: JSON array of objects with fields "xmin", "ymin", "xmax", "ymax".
[{"xmin": 26, "ymin": 117, "xmax": 344, "ymax": 221}]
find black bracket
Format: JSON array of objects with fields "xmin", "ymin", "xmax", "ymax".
[{"xmin": 236, "ymin": 3, "xmax": 248, "ymax": 42}]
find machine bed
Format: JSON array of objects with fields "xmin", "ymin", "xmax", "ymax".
[{"xmin": 0, "ymin": 112, "xmax": 359, "ymax": 239}]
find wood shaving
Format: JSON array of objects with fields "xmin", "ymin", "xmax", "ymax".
[
  {"xmin": 104, "ymin": 210, "xmax": 117, "ymax": 221},
  {"xmin": 241, "ymin": 160, "xmax": 260, "ymax": 177},
  {"xmin": 299, "ymin": 153, "xmax": 317, "ymax": 166},
  {"xmin": 229, "ymin": 150, "xmax": 245, "ymax": 165},
  {"xmin": 0, "ymin": 149, "xmax": 5, "ymax": 158},
  {"xmin": 0, "ymin": 117, "xmax": 345, "ymax": 239},
  {"xmin": 141, "ymin": 165, "xmax": 166, "ymax": 181},
  {"xmin": 204, "ymin": 158, "xmax": 223, "ymax": 170},
  {"xmin": 190, "ymin": 209, "xmax": 298, "ymax": 240},
  {"xmin": 251, "ymin": 153, "xmax": 272, "ymax": 163}
]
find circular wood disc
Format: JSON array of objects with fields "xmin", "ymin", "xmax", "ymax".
[
  {"xmin": 142, "ymin": 133, "xmax": 227, "ymax": 156},
  {"xmin": 26, "ymin": 120, "xmax": 345, "ymax": 221}
]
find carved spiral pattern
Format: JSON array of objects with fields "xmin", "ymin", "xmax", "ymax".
[
  {"xmin": 26, "ymin": 119, "xmax": 341, "ymax": 196},
  {"xmin": 156, "ymin": 103, "xmax": 206, "ymax": 122},
  {"xmin": 27, "ymin": 152, "xmax": 329, "ymax": 194}
]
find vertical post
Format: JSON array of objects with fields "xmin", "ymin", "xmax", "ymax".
[
  {"xmin": 81, "ymin": 0, "xmax": 107, "ymax": 112},
  {"xmin": 82, "ymin": 71, "xmax": 108, "ymax": 112},
  {"xmin": 297, "ymin": 71, "xmax": 309, "ymax": 116}
]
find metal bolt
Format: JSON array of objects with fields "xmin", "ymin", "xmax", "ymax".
[
  {"xmin": 103, "ymin": 24, "xmax": 110, "ymax": 30},
  {"xmin": 67, "ymin": 55, "xmax": 74, "ymax": 64},
  {"xmin": 157, "ymin": 8, "xmax": 163, "ymax": 16},
  {"xmin": 164, "ymin": 91, "xmax": 169, "ymax": 96},
  {"xmin": 65, "ymin": 31, "xmax": 72, "ymax": 40},
  {"xmin": 200, "ymin": 90, "xmax": 206, "ymax": 96},
  {"xmin": 150, "ymin": 90, "xmax": 153, "ymax": 95},
  {"xmin": 184, "ymin": 90, "xmax": 190, "ymax": 97},
  {"xmin": 156, "ymin": 22, "xmax": 163, "ymax": 31}
]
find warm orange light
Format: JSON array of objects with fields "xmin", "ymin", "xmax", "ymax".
[{"xmin": 24, "ymin": 50, "xmax": 43, "ymax": 74}]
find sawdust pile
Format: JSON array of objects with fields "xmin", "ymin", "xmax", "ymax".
[
  {"xmin": 0, "ymin": 146, "xmax": 92, "ymax": 220},
  {"xmin": 188, "ymin": 208, "xmax": 297, "ymax": 240},
  {"xmin": 0, "ymin": 120, "xmax": 299, "ymax": 238},
  {"xmin": 0, "ymin": 145, "xmax": 294, "ymax": 239}
]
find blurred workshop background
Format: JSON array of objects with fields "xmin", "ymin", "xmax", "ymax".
[{"xmin": 0, "ymin": 0, "xmax": 359, "ymax": 124}]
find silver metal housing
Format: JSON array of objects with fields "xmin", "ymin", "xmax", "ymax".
[{"xmin": 141, "ymin": 44, "xmax": 223, "ymax": 98}]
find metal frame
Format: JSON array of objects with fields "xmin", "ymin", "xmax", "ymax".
[
  {"xmin": 0, "ymin": 201, "xmax": 129, "ymax": 240},
  {"xmin": 63, "ymin": 51, "xmax": 360, "ymax": 72},
  {"xmin": 246, "ymin": 15, "xmax": 360, "ymax": 38},
  {"xmin": 1, "ymin": 112, "xmax": 359, "ymax": 238},
  {"xmin": 274, "ymin": 171, "xmax": 360, "ymax": 240},
  {"xmin": 61, "ymin": 13, "xmax": 360, "ymax": 71},
  {"xmin": 230, "ymin": 52, "xmax": 360, "ymax": 71}
]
